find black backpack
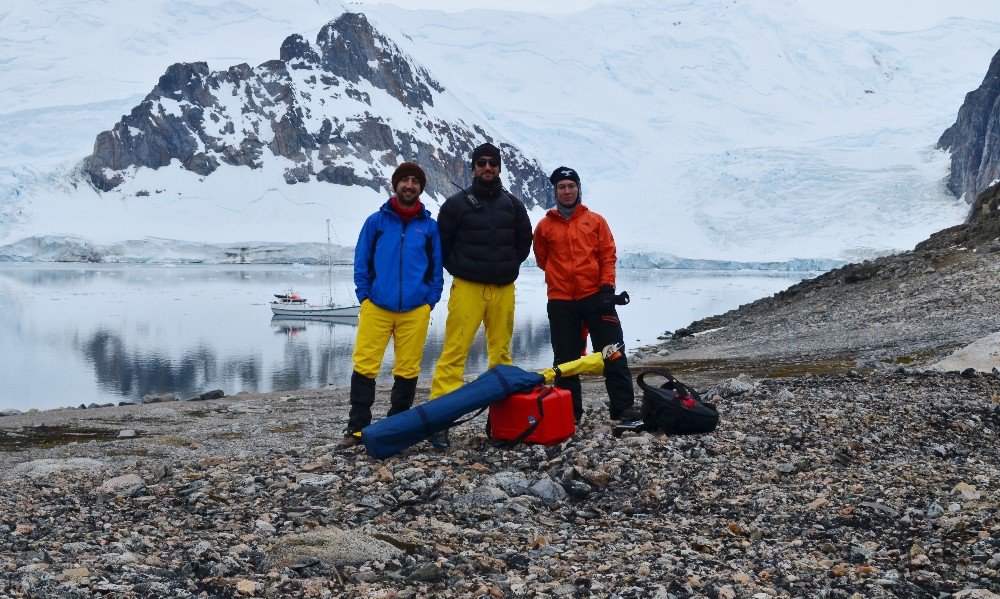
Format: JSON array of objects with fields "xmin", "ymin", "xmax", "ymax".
[{"xmin": 637, "ymin": 370, "xmax": 719, "ymax": 435}]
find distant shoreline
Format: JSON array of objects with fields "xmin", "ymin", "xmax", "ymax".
[{"xmin": 0, "ymin": 237, "xmax": 848, "ymax": 272}]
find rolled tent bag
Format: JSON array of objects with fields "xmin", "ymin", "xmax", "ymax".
[{"xmin": 362, "ymin": 364, "xmax": 544, "ymax": 460}]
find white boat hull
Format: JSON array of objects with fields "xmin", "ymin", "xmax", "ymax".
[{"xmin": 270, "ymin": 302, "xmax": 361, "ymax": 317}]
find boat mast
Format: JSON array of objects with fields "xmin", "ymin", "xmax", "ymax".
[{"xmin": 326, "ymin": 219, "xmax": 333, "ymax": 302}]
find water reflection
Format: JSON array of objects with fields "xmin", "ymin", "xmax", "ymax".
[
  {"xmin": 271, "ymin": 315, "xmax": 360, "ymax": 333},
  {"xmin": 268, "ymin": 315, "xmax": 358, "ymax": 392},
  {"xmin": 78, "ymin": 328, "xmax": 262, "ymax": 400},
  {"xmin": 0, "ymin": 264, "xmax": 809, "ymax": 410}
]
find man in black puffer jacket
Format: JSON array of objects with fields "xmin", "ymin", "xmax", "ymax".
[{"xmin": 429, "ymin": 142, "xmax": 533, "ymax": 404}]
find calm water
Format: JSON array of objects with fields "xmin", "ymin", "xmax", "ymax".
[{"xmin": 0, "ymin": 264, "xmax": 811, "ymax": 411}]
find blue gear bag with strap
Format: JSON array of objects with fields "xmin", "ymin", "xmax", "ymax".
[{"xmin": 361, "ymin": 364, "xmax": 544, "ymax": 460}]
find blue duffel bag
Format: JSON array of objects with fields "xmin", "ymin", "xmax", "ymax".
[{"xmin": 362, "ymin": 364, "xmax": 544, "ymax": 460}]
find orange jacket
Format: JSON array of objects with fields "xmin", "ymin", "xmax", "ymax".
[{"xmin": 533, "ymin": 204, "xmax": 617, "ymax": 300}]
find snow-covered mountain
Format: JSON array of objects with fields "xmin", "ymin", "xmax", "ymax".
[
  {"xmin": 84, "ymin": 12, "xmax": 549, "ymax": 207},
  {"xmin": 2, "ymin": 0, "xmax": 999, "ymax": 264}
]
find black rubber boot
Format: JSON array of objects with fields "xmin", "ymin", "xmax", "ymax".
[
  {"xmin": 606, "ymin": 354, "xmax": 637, "ymax": 420},
  {"xmin": 345, "ymin": 370, "xmax": 377, "ymax": 435},
  {"xmin": 386, "ymin": 376, "xmax": 418, "ymax": 417}
]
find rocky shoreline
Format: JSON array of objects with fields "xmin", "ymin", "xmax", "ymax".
[
  {"xmin": 634, "ymin": 185, "xmax": 1000, "ymax": 380},
  {"xmin": 4, "ymin": 188, "xmax": 1000, "ymax": 598},
  {"xmin": 1, "ymin": 366, "xmax": 998, "ymax": 598}
]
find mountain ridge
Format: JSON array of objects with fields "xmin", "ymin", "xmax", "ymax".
[{"xmin": 83, "ymin": 12, "xmax": 551, "ymax": 209}]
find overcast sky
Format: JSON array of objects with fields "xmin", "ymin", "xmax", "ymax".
[{"xmin": 346, "ymin": 0, "xmax": 998, "ymax": 29}]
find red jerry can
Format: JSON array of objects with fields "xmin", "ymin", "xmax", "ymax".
[{"xmin": 487, "ymin": 386, "xmax": 575, "ymax": 446}]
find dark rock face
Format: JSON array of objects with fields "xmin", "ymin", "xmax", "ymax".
[
  {"xmin": 938, "ymin": 48, "xmax": 1000, "ymax": 202},
  {"xmin": 83, "ymin": 13, "xmax": 551, "ymax": 209}
]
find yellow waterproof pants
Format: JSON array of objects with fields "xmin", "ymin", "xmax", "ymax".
[
  {"xmin": 352, "ymin": 300, "xmax": 431, "ymax": 379},
  {"xmin": 430, "ymin": 277, "xmax": 515, "ymax": 399}
]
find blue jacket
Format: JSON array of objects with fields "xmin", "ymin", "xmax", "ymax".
[{"xmin": 354, "ymin": 199, "xmax": 444, "ymax": 312}]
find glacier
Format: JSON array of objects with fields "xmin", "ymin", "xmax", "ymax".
[{"xmin": 1, "ymin": 0, "xmax": 998, "ymax": 265}]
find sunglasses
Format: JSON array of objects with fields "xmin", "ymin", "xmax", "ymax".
[{"xmin": 475, "ymin": 158, "xmax": 498, "ymax": 168}]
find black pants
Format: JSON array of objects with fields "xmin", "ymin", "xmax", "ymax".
[{"xmin": 547, "ymin": 294, "xmax": 635, "ymax": 419}]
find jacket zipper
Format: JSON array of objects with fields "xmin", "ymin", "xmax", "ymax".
[
  {"xmin": 399, "ymin": 220, "xmax": 409, "ymax": 311},
  {"xmin": 566, "ymin": 216, "xmax": 580, "ymax": 300},
  {"xmin": 489, "ymin": 189, "xmax": 497, "ymax": 272}
]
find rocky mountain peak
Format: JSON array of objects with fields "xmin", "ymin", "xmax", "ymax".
[
  {"xmin": 938, "ymin": 48, "xmax": 1000, "ymax": 201},
  {"xmin": 314, "ymin": 12, "xmax": 442, "ymax": 109},
  {"xmin": 280, "ymin": 34, "xmax": 320, "ymax": 64},
  {"xmin": 82, "ymin": 11, "xmax": 550, "ymax": 209}
]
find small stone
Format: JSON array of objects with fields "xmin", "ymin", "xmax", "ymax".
[
  {"xmin": 375, "ymin": 466, "xmax": 394, "ymax": 482},
  {"xmin": 529, "ymin": 478, "xmax": 567, "ymax": 502},
  {"xmin": 455, "ymin": 486, "xmax": 508, "ymax": 505},
  {"xmin": 407, "ymin": 563, "xmax": 444, "ymax": 582},
  {"xmin": 193, "ymin": 541, "xmax": 213, "ymax": 556},
  {"xmin": 272, "ymin": 526, "xmax": 403, "ymax": 567},
  {"xmin": 911, "ymin": 554, "xmax": 930, "ymax": 566},
  {"xmin": 808, "ymin": 497, "xmax": 829, "ymax": 509},
  {"xmin": 236, "ymin": 579, "xmax": 258, "ymax": 595},
  {"xmin": 952, "ymin": 482, "xmax": 981, "ymax": 500},
  {"xmin": 255, "ymin": 520, "xmax": 276, "ymax": 534},
  {"xmin": 59, "ymin": 567, "xmax": 90, "ymax": 581},
  {"xmin": 288, "ymin": 556, "xmax": 320, "ymax": 570},
  {"xmin": 117, "ymin": 429, "xmax": 136, "ymax": 438},
  {"xmin": 98, "ymin": 474, "xmax": 145, "ymax": 495},
  {"xmin": 574, "ymin": 467, "xmax": 611, "ymax": 488}
]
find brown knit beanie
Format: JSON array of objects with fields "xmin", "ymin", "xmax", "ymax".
[{"xmin": 391, "ymin": 162, "xmax": 426, "ymax": 192}]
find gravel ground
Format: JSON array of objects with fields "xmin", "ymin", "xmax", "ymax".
[{"xmin": 1, "ymin": 370, "xmax": 998, "ymax": 598}]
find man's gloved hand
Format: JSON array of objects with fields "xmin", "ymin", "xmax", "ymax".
[{"xmin": 598, "ymin": 285, "xmax": 616, "ymax": 310}]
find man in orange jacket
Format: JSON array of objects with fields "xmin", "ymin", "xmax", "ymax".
[{"xmin": 533, "ymin": 166, "xmax": 638, "ymax": 423}]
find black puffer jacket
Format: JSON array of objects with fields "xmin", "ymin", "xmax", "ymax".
[{"xmin": 438, "ymin": 180, "xmax": 533, "ymax": 285}]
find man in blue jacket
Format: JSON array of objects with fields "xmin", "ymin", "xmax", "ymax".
[{"xmin": 342, "ymin": 162, "xmax": 444, "ymax": 446}]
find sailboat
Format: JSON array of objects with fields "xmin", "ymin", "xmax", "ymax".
[{"xmin": 270, "ymin": 220, "xmax": 361, "ymax": 318}]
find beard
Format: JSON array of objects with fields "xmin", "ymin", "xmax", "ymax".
[
  {"xmin": 473, "ymin": 174, "xmax": 501, "ymax": 188},
  {"xmin": 396, "ymin": 188, "xmax": 421, "ymax": 206}
]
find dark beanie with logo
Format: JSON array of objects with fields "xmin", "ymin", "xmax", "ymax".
[
  {"xmin": 471, "ymin": 143, "xmax": 502, "ymax": 172},
  {"xmin": 391, "ymin": 162, "xmax": 426, "ymax": 191},
  {"xmin": 549, "ymin": 166, "xmax": 580, "ymax": 186}
]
